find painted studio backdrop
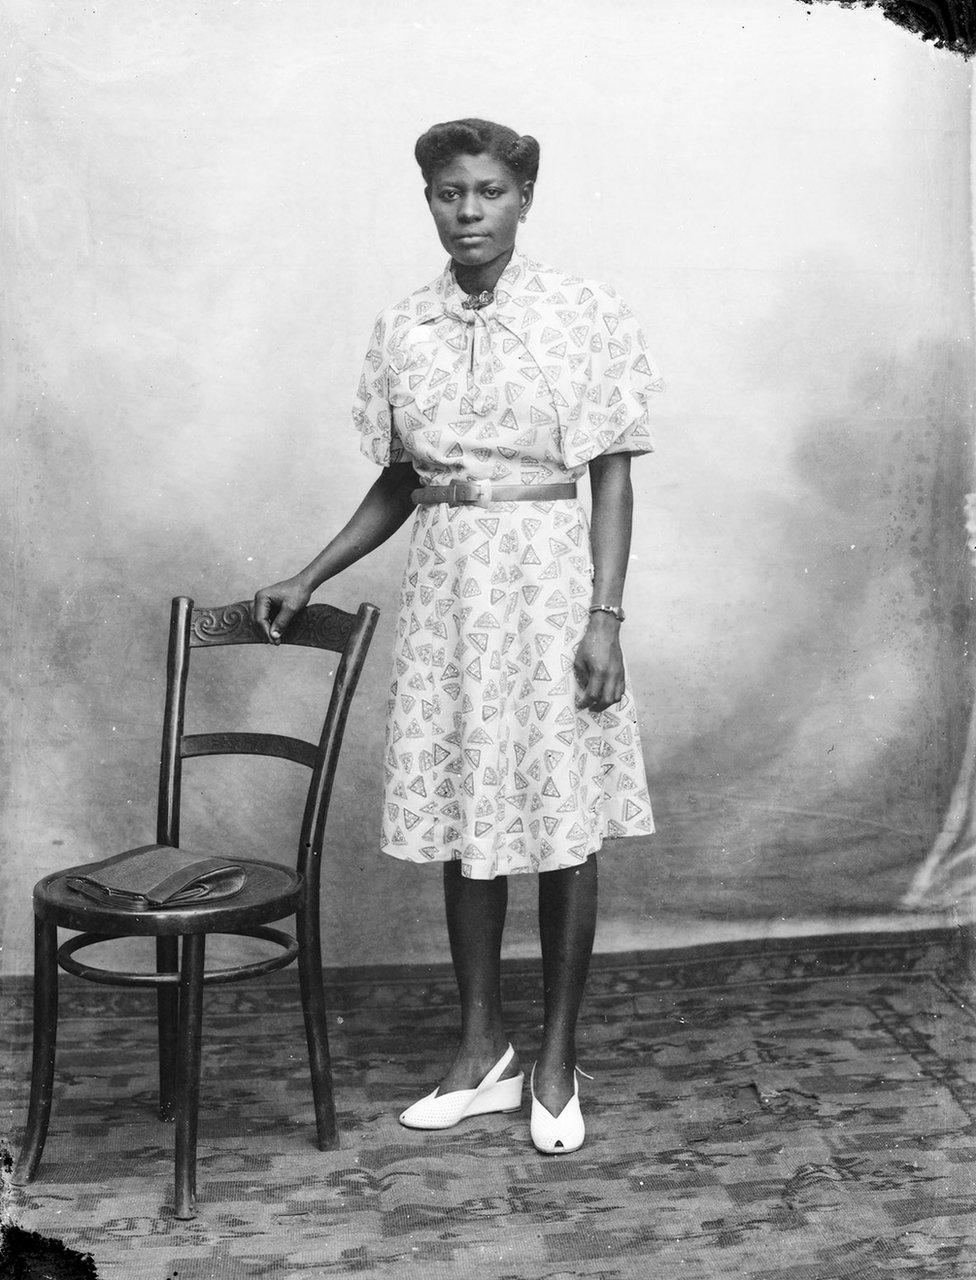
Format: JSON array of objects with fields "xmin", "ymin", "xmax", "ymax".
[{"xmin": 1, "ymin": 0, "xmax": 972, "ymax": 973}]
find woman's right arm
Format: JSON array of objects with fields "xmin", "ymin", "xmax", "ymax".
[{"xmin": 253, "ymin": 460, "xmax": 418, "ymax": 643}]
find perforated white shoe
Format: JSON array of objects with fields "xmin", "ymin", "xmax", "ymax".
[
  {"xmin": 529, "ymin": 1064, "xmax": 591, "ymax": 1154},
  {"xmin": 399, "ymin": 1044, "xmax": 524, "ymax": 1130}
]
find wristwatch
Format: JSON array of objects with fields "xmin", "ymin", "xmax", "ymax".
[{"xmin": 588, "ymin": 604, "xmax": 625, "ymax": 623}]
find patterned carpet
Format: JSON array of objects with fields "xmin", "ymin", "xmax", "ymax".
[{"xmin": 1, "ymin": 929, "xmax": 974, "ymax": 1279}]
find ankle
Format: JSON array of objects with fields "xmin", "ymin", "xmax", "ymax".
[
  {"xmin": 534, "ymin": 1045, "xmax": 576, "ymax": 1076},
  {"xmin": 457, "ymin": 1034, "xmax": 512, "ymax": 1063},
  {"xmin": 458, "ymin": 1023, "xmax": 509, "ymax": 1049},
  {"xmin": 437, "ymin": 1037, "xmax": 518, "ymax": 1093}
]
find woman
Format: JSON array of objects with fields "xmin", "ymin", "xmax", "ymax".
[{"xmin": 253, "ymin": 118, "xmax": 663, "ymax": 1154}]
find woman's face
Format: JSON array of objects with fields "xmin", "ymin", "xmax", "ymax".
[{"xmin": 426, "ymin": 152, "xmax": 533, "ymax": 272}]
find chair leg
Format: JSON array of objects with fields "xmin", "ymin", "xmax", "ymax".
[
  {"xmin": 156, "ymin": 937, "xmax": 179, "ymax": 1120},
  {"xmin": 173, "ymin": 934, "xmax": 205, "ymax": 1220},
  {"xmin": 296, "ymin": 908, "xmax": 339, "ymax": 1150},
  {"xmin": 13, "ymin": 918, "xmax": 59, "ymax": 1184}
]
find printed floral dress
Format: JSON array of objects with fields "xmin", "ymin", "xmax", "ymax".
[{"xmin": 354, "ymin": 251, "xmax": 665, "ymax": 878}]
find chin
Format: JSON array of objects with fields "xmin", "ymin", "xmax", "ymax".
[{"xmin": 451, "ymin": 242, "xmax": 493, "ymax": 264}]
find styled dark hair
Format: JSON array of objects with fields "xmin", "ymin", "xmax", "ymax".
[{"xmin": 415, "ymin": 118, "xmax": 540, "ymax": 187}]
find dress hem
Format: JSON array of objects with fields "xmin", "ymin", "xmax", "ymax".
[{"xmin": 379, "ymin": 824, "xmax": 655, "ymax": 879}]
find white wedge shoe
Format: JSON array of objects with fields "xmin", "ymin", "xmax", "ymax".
[
  {"xmin": 529, "ymin": 1064, "xmax": 591, "ymax": 1154},
  {"xmin": 399, "ymin": 1044, "xmax": 524, "ymax": 1130}
]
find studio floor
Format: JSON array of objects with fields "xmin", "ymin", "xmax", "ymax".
[{"xmin": 1, "ymin": 930, "xmax": 974, "ymax": 1280}]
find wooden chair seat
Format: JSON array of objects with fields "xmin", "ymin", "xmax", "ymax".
[
  {"xmin": 34, "ymin": 856, "xmax": 302, "ymax": 937},
  {"xmin": 13, "ymin": 596, "xmax": 379, "ymax": 1220}
]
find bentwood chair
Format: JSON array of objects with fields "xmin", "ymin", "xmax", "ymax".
[{"xmin": 13, "ymin": 595, "xmax": 379, "ymax": 1219}]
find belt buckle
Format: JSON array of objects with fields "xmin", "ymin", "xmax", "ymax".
[{"xmin": 448, "ymin": 479, "xmax": 491, "ymax": 508}]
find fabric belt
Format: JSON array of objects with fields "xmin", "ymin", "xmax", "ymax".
[{"xmin": 412, "ymin": 480, "xmax": 577, "ymax": 509}]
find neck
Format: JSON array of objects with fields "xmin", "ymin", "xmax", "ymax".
[{"xmin": 452, "ymin": 245, "xmax": 516, "ymax": 297}]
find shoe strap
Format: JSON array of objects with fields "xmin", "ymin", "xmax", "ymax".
[
  {"xmin": 480, "ymin": 1043, "xmax": 517, "ymax": 1091},
  {"xmin": 530, "ymin": 1063, "xmax": 593, "ymax": 1095}
]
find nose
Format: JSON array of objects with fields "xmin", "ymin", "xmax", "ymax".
[{"xmin": 456, "ymin": 193, "xmax": 482, "ymax": 224}]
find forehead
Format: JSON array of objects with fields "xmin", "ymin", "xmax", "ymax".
[{"xmin": 429, "ymin": 152, "xmax": 515, "ymax": 186}]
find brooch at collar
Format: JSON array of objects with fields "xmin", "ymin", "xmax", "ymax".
[{"xmin": 461, "ymin": 290, "xmax": 494, "ymax": 311}]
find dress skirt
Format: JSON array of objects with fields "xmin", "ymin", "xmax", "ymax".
[{"xmin": 380, "ymin": 496, "xmax": 654, "ymax": 878}]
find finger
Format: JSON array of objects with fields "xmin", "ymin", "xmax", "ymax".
[
  {"xmin": 596, "ymin": 679, "xmax": 623, "ymax": 711},
  {"xmin": 253, "ymin": 594, "xmax": 274, "ymax": 643},
  {"xmin": 270, "ymin": 603, "xmax": 297, "ymax": 644},
  {"xmin": 592, "ymin": 682, "xmax": 613, "ymax": 712},
  {"xmin": 573, "ymin": 660, "xmax": 590, "ymax": 708},
  {"xmin": 593, "ymin": 669, "xmax": 623, "ymax": 712},
  {"xmin": 578, "ymin": 672, "xmax": 604, "ymax": 711}
]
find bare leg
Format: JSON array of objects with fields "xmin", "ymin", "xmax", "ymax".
[
  {"xmin": 435, "ymin": 860, "xmax": 521, "ymax": 1092},
  {"xmin": 534, "ymin": 854, "xmax": 598, "ymax": 1114}
]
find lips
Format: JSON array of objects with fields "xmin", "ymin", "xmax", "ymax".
[{"xmin": 455, "ymin": 233, "xmax": 488, "ymax": 244}]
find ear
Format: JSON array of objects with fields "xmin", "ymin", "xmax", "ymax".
[
  {"xmin": 424, "ymin": 184, "xmax": 432, "ymax": 204},
  {"xmin": 519, "ymin": 180, "xmax": 534, "ymax": 218}
]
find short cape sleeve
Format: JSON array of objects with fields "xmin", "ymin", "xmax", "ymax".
[
  {"xmin": 559, "ymin": 291, "xmax": 665, "ymax": 470},
  {"xmin": 352, "ymin": 311, "xmax": 408, "ymax": 466}
]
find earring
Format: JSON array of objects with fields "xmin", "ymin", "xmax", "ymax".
[{"xmin": 519, "ymin": 214, "xmax": 527, "ymax": 223}]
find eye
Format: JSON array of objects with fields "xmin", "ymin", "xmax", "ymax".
[
  {"xmin": 483, "ymin": 187, "xmax": 503, "ymax": 198},
  {"xmin": 437, "ymin": 189, "xmax": 459, "ymax": 201}
]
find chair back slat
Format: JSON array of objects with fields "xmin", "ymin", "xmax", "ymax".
[
  {"xmin": 182, "ymin": 732, "xmax": 317, "ymax": 769},
  {"xmin": 189, "ymin": 601, "xmax": 355, "ymax": 652}
]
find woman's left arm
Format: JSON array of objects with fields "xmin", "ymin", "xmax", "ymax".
[{"xmin": 574, "ymin": 452, "xmax": 633, "ymax": 712}]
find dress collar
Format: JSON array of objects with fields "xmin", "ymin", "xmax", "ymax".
[{"xmin": 431, "ymin": 249, "xmax": 530, "ymax": 324}]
